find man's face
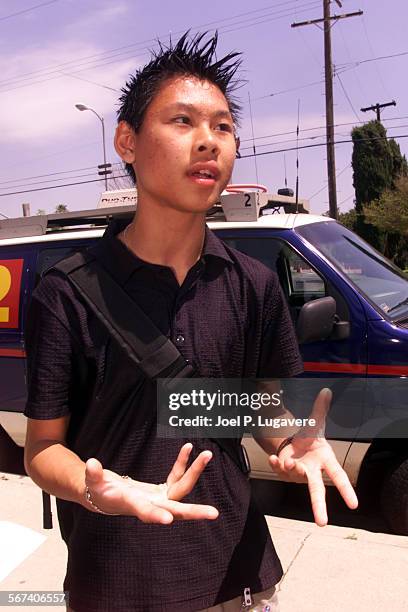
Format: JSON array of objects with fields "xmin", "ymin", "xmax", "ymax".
[{"xmin": 126, "ymin": 75, "xmax": 237, "ymax": 213}]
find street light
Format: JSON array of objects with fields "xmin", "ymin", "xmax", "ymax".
[{"xmin": 75, "ymin": 103, "xmax": 109, "ymax": 191}]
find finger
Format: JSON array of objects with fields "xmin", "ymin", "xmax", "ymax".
[
  {"xmin": 269, "ymin": 455, "xmax": 303, "ymax": 483},
  {"xmin": 309, "ymin": 388, "xmax": 332, "ymax": 433},
  {"xmin": 126, "ymin": 497, "xmax": 174, "ymax": 525},
  {"xmin": 156, "ymin": 499, "xmax": 219, "ymax": 521},
  {"xmin": 324, "ymin": 462, "xmax": 359, "ymax": 510},
  {"xmin": 269, "ymin": 455, "xmax": 285, "ymax": 474},
  {"xmin": 306, "ymin": 470, "xmax": 328, "ymax": 527},
  {"xmin": 284, "ymin": 458, "xmax": 308, "ymax": 481},
  {"xmin": 166, "ymin": 443, "xmax": 193, "ymax": 487},
  {"xmin": 168, "ymin": 451, "xmax": 213, "ymax": 500},
  {"xmin": 85, "ymin": 458, "xmax": 104, "ymax": 486}
]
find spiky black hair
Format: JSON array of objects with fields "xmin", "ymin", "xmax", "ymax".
[{"xmin": 117, "ymin": 31, "xmax": 243, "ymax": 183}]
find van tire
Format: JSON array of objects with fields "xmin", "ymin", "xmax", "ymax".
[{"xmin": 380, "ymin": 458, "xmax": 408, "ymax": 535}]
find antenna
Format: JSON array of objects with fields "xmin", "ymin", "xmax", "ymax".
[
  {"xmin": 283, "ymin": 154, "xmax": 288, "ymax": 188},
  {"xmin": 295, "ymin": 99, "xmax": 300, "ymax": 212},
  {"xmin": 248, "ymin": 91, "xmax": 260, "ymax": 185}
]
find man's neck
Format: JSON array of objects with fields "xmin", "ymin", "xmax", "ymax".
[{"xmin": 122, "ymin": 201, "xmax": 207, "ymax": 286}]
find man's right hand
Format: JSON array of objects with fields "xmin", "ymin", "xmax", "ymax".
[{"xmin": 84, "ymin": 443, "xmax": 219, "ymax": 524}]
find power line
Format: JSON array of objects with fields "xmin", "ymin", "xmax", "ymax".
[
  {"xmin": 335, "ymin": 71, "xmax": 361, "ymax": 122},
  {"xmin": 337, "ymin": 50, "xmax": 408, "ymax": 72},
  {"xmin": 59, "ymin": 71, "xmax": 119, "ymax": 93},
  {"xmin": 0, "ymin": 172, "xmax": 101, "ymax": 191},
  {"xmin": 360, "ymin": 1, "xmax": 392, "ymax": 100},
  {"xmin": 0, "ymin": 0, "xmax": 311, "ymax": 88},
  {"xmin": 336, "ymin": 19, "xmax": 366, "ymax": 104},
  {"xmin": 0, "ymin": 176, "xmax": 128, "ymax": 198},
  {"xmin": 0, "ymin": 163, "xmax": 123, "ymax": 187},
  {"xmin": 0, "ymin": 0, "xmax": 59, "ymax": 22},
  {"xmin": 5, "ymin": 132, "xmax": 408, "ymax": 198},
  {"xmin": 0, "ymin": 1, "xmax": 321, "ymax": 94},
  {"xmin": 338, "ymin": 193, "xmax": 354, "ymax": 206},
  {"xmin": 239, "ymin": 115, "xmax": 408, "ymax": 143},
  {"xmin": 309, "ymin": 164, "xmax": 351, "ymax": 200},
  {"xmin": 253, "ymin": 78, "xmax": 325, "ymax": 100},
  {"xmin": 237, "ymin": 132, "xmax": 408, "ymax": 159}
]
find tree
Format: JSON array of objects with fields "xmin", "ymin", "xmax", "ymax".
[
  {"xmin": 338, "ymin": 208, "xmax": 357, "ymax": 231},
  {"xmin": 323, "ymin": 207, "xmax": 357, "ymax": 231},
  {"xmin": 36, "ymin": 209, "xmax": 46, "ymax": 216},
  {"xmin": 55, "ymin": 204, "xmax": 69, "ymax": 214},
  {"xmin": 363, "ymin": 176, "xmax": 408, "ymax": 268},
  {"xmin": 351, "ymin": 120, "xmax": 407, "ymax": 248}
]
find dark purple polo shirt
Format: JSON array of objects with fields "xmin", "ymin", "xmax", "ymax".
[{"xmin": 25, "ymin": 220, "xmax": 303, "ymax": 612}]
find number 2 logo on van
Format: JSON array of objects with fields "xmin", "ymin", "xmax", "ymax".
[{"xmin": 0, "ymin": 259, "xmax": 24, "ymax": 329}]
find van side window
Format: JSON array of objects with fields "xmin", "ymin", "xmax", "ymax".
[{"xmin": 223, "ymin": 237, "xmax": 326, "ymax": 318}]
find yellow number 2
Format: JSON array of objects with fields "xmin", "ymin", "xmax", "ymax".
[{"xmin": 0, "ymin": 264, "xmax": 12, "ymax": 323}]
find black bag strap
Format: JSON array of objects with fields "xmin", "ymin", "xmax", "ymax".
[
  {"xmin": 55, "ymin": 251, "xmax": 195, "ymax": 380},
  {"xmin": 41, "ymin": 248, "xmax": 249, "ymax": 528}
]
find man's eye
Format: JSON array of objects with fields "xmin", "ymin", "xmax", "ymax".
[
  {"xmin": 174, "ymin": 116, "xmax": 190, "ymax": 125},
  {"xmin": 216, "ymin": 123, "xmax": 233, "ymax": 132}
]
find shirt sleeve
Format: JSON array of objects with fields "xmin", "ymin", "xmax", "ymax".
[
  {"xmin": 257, "ymin": 272, "xmax": 303, "ymax": 378},
  {"xmin": 24, "ymin": 279, "xmax": 77, "ymax": 420}
]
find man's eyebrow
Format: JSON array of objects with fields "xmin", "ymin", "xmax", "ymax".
[{"xmin": 166, "ymin": 103, "xmax": 233, "ymax": 120}]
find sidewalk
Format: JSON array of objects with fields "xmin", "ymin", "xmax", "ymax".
[
  {"xmin": 266, "ymin": 515, "xmax": 408, "ymax": 611},
  {"xmin": 1, "ymin": 472, "xmax": 408, "ymax": 611}
]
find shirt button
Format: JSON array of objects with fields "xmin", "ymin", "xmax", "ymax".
[{"xmin": 175, "ymin": 334, "xmax": 185, "ymax": 344}]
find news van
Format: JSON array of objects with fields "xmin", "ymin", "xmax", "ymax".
[{"xmin": 1, "ymin": 188, "xmax": 407, "ymax": 533}]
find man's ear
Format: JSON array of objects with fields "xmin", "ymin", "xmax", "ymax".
[{"xmin": 114, "ymin": 121, "xmax": 137, "ymax": 164}]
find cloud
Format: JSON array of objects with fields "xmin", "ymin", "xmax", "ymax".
[
  {"xmin": 63, "ymin": 2, "xmax": 130, "ymax": 37},
  {"xmin": 0, "ymin": 42, "xmax": 139, "ymax": 143}
]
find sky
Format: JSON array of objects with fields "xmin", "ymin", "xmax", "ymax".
[{"xmin": 1, "ymin": 0, "xmax": 408, "ymax": 219}]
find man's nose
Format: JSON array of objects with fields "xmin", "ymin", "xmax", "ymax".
[{"xmin": 196, "ymin": 126, "xmax": 219, "ymax": 155}]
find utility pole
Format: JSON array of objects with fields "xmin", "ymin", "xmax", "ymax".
[
  {"xmin": 361, "ymin": 100, "xmax": 397, "ymax": 122},
  {"xmin": 292, "ymin": 1, "xmax": 363, "ymax": 219}
]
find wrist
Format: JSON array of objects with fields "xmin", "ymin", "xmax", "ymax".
[
  {"xmin": 84, "ymin": 485, "xmax": 119, "ymax": 515},
  {"xmin": 276, "ymin": 435, "xmax": 295, "ymax": 457}
]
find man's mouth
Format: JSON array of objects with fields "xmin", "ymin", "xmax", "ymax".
[
  {"xmin": 191, "ymin": 169, "xmax": 216, "ymax": 179},
  {"xmin": 188, "ymin": 164, "xmax": 220, "ymax": 185}
]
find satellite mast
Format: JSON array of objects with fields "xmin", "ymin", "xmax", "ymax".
[
  {"xmin": 248, "ymin": 91, "xmax": 260, "ymax": 185},
  {"xmin": 295, "ymin": 99, "xmax": 300, "ymax": 212}
]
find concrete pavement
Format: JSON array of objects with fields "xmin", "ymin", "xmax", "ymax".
[{"xmin": 1, "ymin": 471, "xmax": 408, "ymax": 611}]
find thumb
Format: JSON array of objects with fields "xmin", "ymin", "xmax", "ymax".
[
  {"xmin": 309, "ymin": 388, "xmax": 332, "ymax": 430},
  {"xmin": 85, "ymin": 458, "xmax": 104, "ymax": 486}
]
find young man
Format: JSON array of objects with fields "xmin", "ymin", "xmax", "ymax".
[{"xmin": 24, "ymin": 32, "xmax": 357, "ymax": 611}]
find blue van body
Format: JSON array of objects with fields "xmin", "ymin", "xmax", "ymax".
[
  {"xmin": 1, "ymin": 223, "xmax": 408, "ymax": 412},
  {"xmin": 1, "ymin": 211, "xmax": 407, "ymax": 531}
]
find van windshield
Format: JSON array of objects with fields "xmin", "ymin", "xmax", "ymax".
[{"xmin": 296, "ymin": 221, "xmax": 408, "ymax": 320}]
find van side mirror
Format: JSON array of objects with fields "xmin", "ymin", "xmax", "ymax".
[{"xmin": 296, "ymin": 296, "xmax": 338, "ymax": 344}]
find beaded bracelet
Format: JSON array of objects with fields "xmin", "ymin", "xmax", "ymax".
[{"xmin": 84, "ymin": 475, "xmax": 130, "ymax": 515}]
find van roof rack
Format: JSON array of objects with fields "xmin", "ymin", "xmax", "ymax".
[
  {"xmin": 0, "ymin": 205, "xmax": 136, "ymax": 239},
  {"xmin": 0, "ymin": 191, "xmax": 309, "ymax": 240}
]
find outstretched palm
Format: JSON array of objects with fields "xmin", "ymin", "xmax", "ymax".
[
  {"xmin": 85, "ymin": 443, "xmax": 219, "ymax": 524},
  {"xmin": 269, "ymin": 388, "xmax": 359, "ymax": 526}
]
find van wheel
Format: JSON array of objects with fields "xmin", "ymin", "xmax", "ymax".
[{"xmin": 380, "ymin": 458, "xmax": 408, "ymax": 535}]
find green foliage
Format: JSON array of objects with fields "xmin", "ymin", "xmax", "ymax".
[
  {"xmin": 351, "ymin": 120, "xmax": 408, "ymax": 259},
  {"xmin": 363, "ymin": 176, "xmax": 408, "ymax": 236},
  {"xmin": 352, "ymin": 120, "xmax": 407, "ymax": 208},
  {"xmin": 338, "ymin": 208, "xmax": 357, "ymax": 231},
  {"xmin": 363, "ymin": 176, "xmax": 408, "ymax": 268},
  {"xmin": 36, "ymin": 209, "xmax": 46, "ymax": 216}
]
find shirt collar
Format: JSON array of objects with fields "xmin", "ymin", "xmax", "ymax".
[{"xmin": 90, "ymin": 218, "xmax": 233, "ymax": 285}]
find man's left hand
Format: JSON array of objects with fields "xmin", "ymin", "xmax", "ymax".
[{"xmin": 268, "ymin": 388, "xmax": 359, "ymax": 526}]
